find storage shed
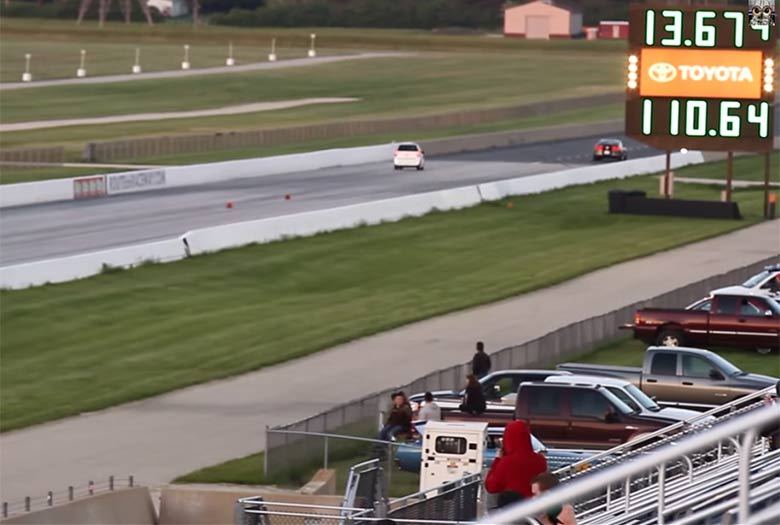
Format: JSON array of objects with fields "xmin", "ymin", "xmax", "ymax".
[
  {"xmin": 598, "ymin": 20, "xmax": 629, "ymax": 39},
  {"xmin": 504, "ymin": 0, "xmax": 583, "ymax": 39}
]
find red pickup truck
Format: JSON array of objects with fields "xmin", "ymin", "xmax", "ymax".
[{"xmin": 623, "ymin": 292, "xmax": 780, "ymax": 353}]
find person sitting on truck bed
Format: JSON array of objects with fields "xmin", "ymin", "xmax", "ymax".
[
  {"xmin": 459, "ymin": 374, "xmax": 487, "ymax": 415},
  {"xmin": 485, "ymin": 421, "xmax": 547, "ymax": 499}
]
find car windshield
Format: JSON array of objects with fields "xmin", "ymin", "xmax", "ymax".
[
  {"xmin": 397, "ymin": 144, "xmax": 419, "ymax": 152},
  {"xmin": 705, "ymin": 353, "xmax": 743, "ymax": 376},
  {"xmin": 765, "ymin": 298, "xmax": 780, "ymax": 315},
  {"xmin": 598, "ymin": 140, "xmax": 619, "ymax": 145},
  {"xmin": 601, "ymin": 388, "xmax": 637, "ymax": 414},
  {"xmin": 605, "ymin": 386, "xmax": 642, "ymax": 412},
  {"xmin": 742, "ymin": 270, "xmax": 772, "ymax": 288},
  {"xmin": 625, "ymin": 384, "xmax": 661, "ymax": 411}
]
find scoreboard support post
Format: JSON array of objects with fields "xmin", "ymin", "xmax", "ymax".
[
  {"xmin": 765, "ymin": 152, "xmax": 772, "ymax": 219},
  {"xmin": 664, "ymin": 151, "xmax": 671, "ymax": 199},
  {"xmin": 725, "ymin": 152, "xmax": 733, "ymax": 203}
]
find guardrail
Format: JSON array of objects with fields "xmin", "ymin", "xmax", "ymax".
[
  {"xmin": 262, "ymin": 256, "xmax": 778, "ymax": 478},
  {"xmin": 481, "ymin": 405, "xmax": 780, "ymax": 525},
  {"xmin": 1, "ymin": 475, "xmax": 137, "ymax": 520}
]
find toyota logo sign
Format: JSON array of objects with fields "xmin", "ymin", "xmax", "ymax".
[{"xmin": 648, "ymin": 62, "xmax": 677, "ymax": 83}]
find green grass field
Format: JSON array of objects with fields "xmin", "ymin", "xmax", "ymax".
[
  {"xmin": 0, "ymin": 103, "xmax": 622, "ymax": 178},
  {"xmin": 679, "ymin": 152, "xmax": 779, "ymax": 183},
  {"xmin": 2, "ymin": 20, "xmax": 624, "ymax": 161},
  {"xmin": 174, "ymin": 333, "xmax": 778, "ymax": 489},
  {"xmin": 1, "ymin": 51, "xmax": 621, "ymax": 124},
  {"xmin": 0, "ymin": 156, "xmax": 770, "ymax": 432}
]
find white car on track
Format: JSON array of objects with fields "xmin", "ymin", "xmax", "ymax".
[{"xmin": 393, "ymin": 142, "xmax": 425, "ymax": 171}]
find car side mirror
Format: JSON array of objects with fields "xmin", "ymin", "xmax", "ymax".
[
  {"xmin": 709, "ymin": 370, "xmax": 725, "ymax": 381},
  {"xmin": 605, "ymin": 412, "xmax": 620, "ymax": 423}
]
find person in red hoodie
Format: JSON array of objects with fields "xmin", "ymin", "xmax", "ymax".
[{"xmin": 485, "ymin": 420, "xmax": 548, "ymax": 500}]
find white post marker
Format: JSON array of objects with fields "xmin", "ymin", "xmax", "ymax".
[
  {"xmin": 182, "ymin": 44, "xmax": 191, "ymax": 70},
  {"xmin": 132, "ymin": 48, "xmax": 142, "ymax": 74},
  {"xmin": 268, "ymin": 38, "xmax": 277, "ymax": 62},
  {"xmin": 22, "ymin": 53, "xmax": 32, "ymax": 82},
  {"xmin": 308, "ymin": 33, "xmax": 316, "ymax": 58},
  {"xmin": 76, "ymin": 49, "xmax": 87, "ymax": 78},
  {"xmin": 226, "ymin": 41, "xmax": 235, "ymax": 66}
]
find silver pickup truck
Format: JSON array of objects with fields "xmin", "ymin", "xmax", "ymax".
[{"xmin": 557, "ymin": 346, "xmax": 777, "ymax": 410}]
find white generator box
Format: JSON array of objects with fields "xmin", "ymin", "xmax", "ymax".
[{"xmin": 419, "ymin": 420, "xmax": 488, "ymax": 493}]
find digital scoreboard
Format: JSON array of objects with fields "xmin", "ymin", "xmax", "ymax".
[{"xmin": 626, "ymin": 5, "xmax": 778, "ymax": 152}]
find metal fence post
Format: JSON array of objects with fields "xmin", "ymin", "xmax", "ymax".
[
  {"xmin": 47, "ymin": 491, "xmax": 53, "ymax": 506},
  {"xmin": 386, "ymin": 443, "xmax": 393, "ymax": 491},
  {"xmin": 324, "ymin": 435, "xmax": 329, "ymax": 470},
  {"xmin": 3, "ymin": 502, "xmax": 8, "ymax": 518},
  {"xmin": 109, "ymin": 476, "xmax": 114, "ymax": 491},
  {"xmin": 88, "ymin": 481, "xmax": 94, "ymax": 496},
  {"xmin": 25, "ymin": 497, "xmax": 30, "ymax": 512},
  {"xmin": 129, "ymin": 476, "xmax": 134, "ymax": 488},
  {"xmin": 263, "ymin": 426, "xmax": 270, "ymax": 480},
  {"xmin": 69, "ymin": 486, "xmax": 74, "ymax": 501}
]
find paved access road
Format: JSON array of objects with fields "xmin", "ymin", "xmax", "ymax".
[
  {"xmin": 0, "ymin": 53, "xmax": 410, "ymax": 91},
  {"xmin": 1, "ymin": 220, "xmax": 777, "ymax": 504},
  {"xmin": 0, "ymin": 134, "xmax": 657, "ymax": 265}
]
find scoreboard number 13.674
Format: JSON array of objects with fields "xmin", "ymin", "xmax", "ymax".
[{"xmin": 625, "ymin": 5, "xmax": 778, "ymax": 152}]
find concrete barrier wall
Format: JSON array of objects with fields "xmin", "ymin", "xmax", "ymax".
[
  {"xmin": 0, "ymin": 238, "xmax": 185, "ymax": 289},
  {"xmin": 1, "ymin": 487, "xmax": 156, "ymax": 525},
  {"xmin": 0, "ymin": 178, "xmax": 72, "ymax": 208},
  {"xmin": 158, "ymin": 486, "xmax": 344, "ymax": 525},
  {"xmin": 183, "ymin": 186, "xmax": 483, "ymax": 255},
  {"xmin": 0, "ymin": 152, "xmax": 709, "ymax": 290}
]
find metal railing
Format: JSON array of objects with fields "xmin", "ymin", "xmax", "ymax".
[
  {"xmin": 553, "ymin": 384, "xmax": 777, "ymax": 480},
  {"xmin": 236, "ymin": 468, "xmax": 482, "ymax": 525},
  {"xmin": 479, "ymin": 404, "xmax": 780, "ymax": 525},
  {"xmin": 264, "ymin": 257, "xmax": 777, "ymax": 478},
  {"xmin": 264, "ymin": 428, "xmax": 415, "ymax": 491},
  {"xmin": 1, "ymin": 475, "xmax": 137, "ymax": 519}
]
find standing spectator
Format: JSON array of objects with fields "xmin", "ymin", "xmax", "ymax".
[
  {"xmin": 485, "ymin": 421, "xmax": 547, "ymax": 499},
  {"xmin": 472, "ymin": 341, "xmax": 492, "ymax": 378},
  {"xmin": 531, "ymin": 473, "xmax": 577, "ymax": 525},
  {"xmin": 459, "ymin": 374, "xmax": 487, "ymax": 415},
  {"xmin": 418, "ymin": 392, "xmax": 442, "ymax": 422},
  {"xmin": 378, "ymin": 392, "xmax": 412, "ymax": 442}
]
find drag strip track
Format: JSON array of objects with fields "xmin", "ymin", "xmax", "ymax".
[{"xmin": 0, "ymin": 134, "xmax": 658, "ymax": 265}]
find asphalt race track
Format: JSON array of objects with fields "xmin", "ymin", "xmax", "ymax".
[{"xmin": 0, "ymin": 134, "xmax": 659, "ymax": 265}]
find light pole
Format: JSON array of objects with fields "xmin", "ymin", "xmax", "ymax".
[
  {"xmin": 182, "ymin": 44, "xmax": 191, "ymax": 70},
  {"xmin": 77, "ymin": 49, "xmax": 87, "ymax": 78},
  {"xmin": 132, "ymin": 48, "xmax": 142, "ymax": 74},
  {"xmin": 308, "ymin": 33, "xmax": 317, "ymax": 58},
  {"xmin": 268, "ymin": 38, "xmax": 277, "ymax": 62},
  {"xmin": 226, "ymin": 41, "xmax": 235, "ymax": 66},
  {"xmin": 22, "ymin": 53, "xmax": 32, "ymax": 82}
]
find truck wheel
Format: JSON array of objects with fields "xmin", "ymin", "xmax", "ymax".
[{"xmin": 656, "ymin": 329, "xmax": 684, "ymax": 347}]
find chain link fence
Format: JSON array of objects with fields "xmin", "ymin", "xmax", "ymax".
[{"xmin": 264, "ymin": 256, "xmax": 778, "ymax": 478}]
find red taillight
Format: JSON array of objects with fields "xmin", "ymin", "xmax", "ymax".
[
  {"xmin": 634, "ymin": 312, "xmax": 641, "ymax": 325},
  {"xmin": 596, "ymin": 145, "xmax": 604, "ymax": 152},
  {"xmin": 613, "ymin": 146, "xmax": 622, "ymax": 152}
]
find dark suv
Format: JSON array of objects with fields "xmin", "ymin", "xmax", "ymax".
[{"xmin": 513, "ymin": 383, "xmax": 676, "ymax": 449}]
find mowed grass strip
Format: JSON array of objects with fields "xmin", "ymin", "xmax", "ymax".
[
  {"xmin": 0, "ymin": 160, "xmax": 768, "ymax": 432},
  {"xmin": 0, "ymin": 52, "xmax": 622, "ymax": 123}
]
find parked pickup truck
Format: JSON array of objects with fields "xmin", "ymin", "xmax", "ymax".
[
  {"xmin": 621, "ymin": 291, "xmax": 780, "ymax": 353},
  {"xmin": 557, "ymin": 347, "xmax": 777, "ymax": 410}
]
